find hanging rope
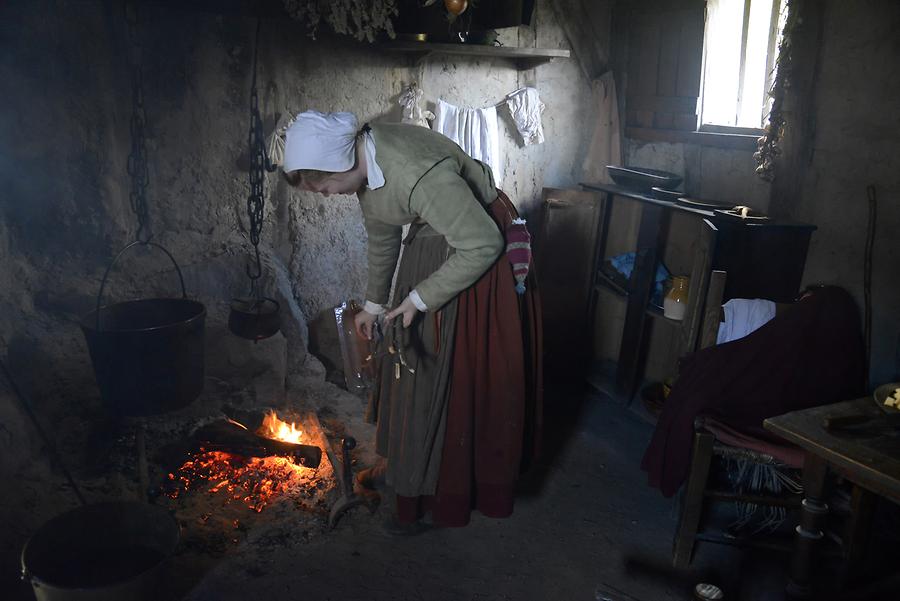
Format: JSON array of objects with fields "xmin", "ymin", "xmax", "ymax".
[
  {"xmin": 245, "ymin": 17, "xmax": 277, "ymax": 299},
  {"xmin": 125, "ymin": 1, "xmax": 151, "ymax": 244}
]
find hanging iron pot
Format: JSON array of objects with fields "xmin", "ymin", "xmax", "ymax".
[
  {"xmin": 228, "ymin": 296, "xmax": 280, "ymax": 341},
  {"xmin": 80, "ymin": 241, "xmax": 206, "ymax": 416}
]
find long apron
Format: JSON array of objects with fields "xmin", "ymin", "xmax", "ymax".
[{"xmin": 366, "ymin": 191, "xmax": 543, "ymax": 527}]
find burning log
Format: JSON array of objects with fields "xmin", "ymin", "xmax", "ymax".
[{"xmin": 192, "ymin": 419, "xmax": 322, "ymax": 469}]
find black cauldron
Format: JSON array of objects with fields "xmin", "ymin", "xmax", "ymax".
[{"xmin": 80, "ymin": 241, "xmax": 205, "ymax": 416}]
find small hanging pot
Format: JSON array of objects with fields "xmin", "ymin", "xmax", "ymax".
[
  {"xmin": 228, "ymin": 296, "xmax": 280, "ymax": 341},
  {"xmin": 80, "ymin": 241, "xmax": 206, "ymax": 416}
]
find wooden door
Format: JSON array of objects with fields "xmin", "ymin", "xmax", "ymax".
[{"xmin": 535, "ymin": 188, "xmax": 604, "ymax": 377}]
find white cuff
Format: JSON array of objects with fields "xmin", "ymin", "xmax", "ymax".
[
  {"xmin": 363, "ymin": 300, "xmax": 385, "ymax": 315},
  {"xmin": 408, "ymin": 290, "xmax": 428, "ymax": 312}
]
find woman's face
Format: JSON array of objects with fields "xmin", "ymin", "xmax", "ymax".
[{"xmin": 297, "ymin": 170, "xmax": 363, "ymax": 196}]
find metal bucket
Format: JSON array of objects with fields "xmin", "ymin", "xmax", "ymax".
[
  {"xmin": 21, "ymin": 502, "xmax": 180, "ymax": 601},
  {"xmin": 80, "ymin": 241, "xmax": 206, "ymax": 416}
]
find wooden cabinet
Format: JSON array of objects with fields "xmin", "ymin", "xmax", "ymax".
[{"xmin": 582, "ymin": 182, "xmax": 816, "ymax": 402}]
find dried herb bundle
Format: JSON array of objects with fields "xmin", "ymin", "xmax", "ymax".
[
  {"xmin": 755, "ymin": 0, "xmax": 800, "ymax": 181},
  {"xmin": 283, "ymin": 0, "xmax": 399, "ymax": 42}
]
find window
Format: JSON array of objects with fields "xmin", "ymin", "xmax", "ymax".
[{"xmin": 699, "ymin": 0, "xmax": 788, "ymax": 131}]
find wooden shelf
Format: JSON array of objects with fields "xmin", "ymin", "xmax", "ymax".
[
  {"xmin": 597, "ymin": 270, "xmax": 681, "ymax": 325},
  {"xmin": 645, "ymin": 303, "xmax": 682, "ymax": 326},
  {"xmin": 379, "ymin": 41, "xmax": 570, "ymax": 69},
  {"xmin": 595, "ymin": 271, "xmax": 629, "ymax": 299}
]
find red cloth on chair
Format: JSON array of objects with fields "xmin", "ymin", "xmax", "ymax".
[
  {"xmin": 700, "ymin": 417, "xmax": 805, "ymax": 469},
  {"xmin": 397, "ymin": 190, "xmax": 544, "ymax": 526},
  {"xmin": 642, "ymin": 286, "xmax": 864, "ymax": 497}
]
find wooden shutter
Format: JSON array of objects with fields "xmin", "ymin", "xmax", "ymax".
[{"xmin": 623, "ymin": 1, "xmax": 706, "ymax": 135}]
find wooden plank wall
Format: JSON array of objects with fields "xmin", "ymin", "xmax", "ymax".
[{"xmin": 623, "ymin": 1, "xmax": 706, "ymax": 133}]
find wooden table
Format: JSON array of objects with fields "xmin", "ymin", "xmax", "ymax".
[{"xmin": 764, "ymin": 398, "xmax": 900, "ymax": 598}]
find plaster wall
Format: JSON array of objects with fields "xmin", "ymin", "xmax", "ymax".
[{"xmin": 790, "ymin": 0, "xmax": 900, "ymax": 386}]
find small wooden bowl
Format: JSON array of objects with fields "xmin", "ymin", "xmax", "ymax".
[{"xmin": 873, "ymin": 382, "xmax": 900, "ymax": 413}]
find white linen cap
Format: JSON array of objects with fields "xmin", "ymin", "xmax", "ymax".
[{"xmin": 282, "ymin": 110, "xmax": 385, "ymax": 190}]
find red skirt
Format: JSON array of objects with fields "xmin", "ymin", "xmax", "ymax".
[{"xmin": 397, "ymin": 191, "xmax": 543, "ymax": 526}]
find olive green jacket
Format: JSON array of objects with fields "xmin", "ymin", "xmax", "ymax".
[{"xmin": 358, "ymin": 123, "xmax": 503, "ymax": 311}]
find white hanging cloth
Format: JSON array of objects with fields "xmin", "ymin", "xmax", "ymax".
[
  {"xmin": 432, "ymin": 98, "xmax": 502, "ymax": 187},
  {"xmin": 505, "ymin": 87, "xmax": 545, "ymax": 146}
]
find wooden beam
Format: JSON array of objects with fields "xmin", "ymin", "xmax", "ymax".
[
  {"xmin": 625, "ymin": 126, "xmax": 760, "ymax": 151},
  {"xmin": 626, "ymin": 94, "xmax": 698, "ymax": 114}
]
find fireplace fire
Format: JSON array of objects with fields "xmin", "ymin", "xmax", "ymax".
[
  {"xmin": 163, "ymin": 409, "xmax": 333, "ymax": 514},
  {"xmin": 259, "ymin": 410, "xmax": 303, "ymax": 445}
]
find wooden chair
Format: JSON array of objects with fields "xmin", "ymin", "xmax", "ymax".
[
  {"xmin": 672, "ymin": 419, "xmax": 804, "ymax": 567},
  {"xmin": 671, "ymin": 275, "xmax": 875, "ymax": 575},
  {"xmin": 672, "ymin": 271, "xmax": 803, "ymax": 568}
]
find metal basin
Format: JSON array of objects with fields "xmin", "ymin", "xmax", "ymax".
[{"xmin": 21, "ymin": 502, "xmax": 180, "ymax": 601}]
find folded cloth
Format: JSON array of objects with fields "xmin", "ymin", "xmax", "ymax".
[
  {"xmin": 717, "ymin": 298, "xmax": 777, "ymax": 344},
  {"xmin": 608, "ymin": 252, "xmax": 670, "ymax": 305}
]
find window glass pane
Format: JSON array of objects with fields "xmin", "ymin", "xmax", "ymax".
[
  {"xmin": 701, "ymin": 0, "xmax": 744, "ymax": 127},
  {"xmin": 739, "ymin": 0, "xmax": 776, "ymax": 127}
]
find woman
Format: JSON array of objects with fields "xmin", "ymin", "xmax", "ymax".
[{"xmin": 282, "ymin": 111, "xmax": 542, "ymax": 528}]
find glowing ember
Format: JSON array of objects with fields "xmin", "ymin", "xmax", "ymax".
[
  {"xmin": 259, "ymin": 410, "xmax": 303, "ymax": 444},
  {"xmin": 164, "ymin": 411, "xmax": 324, "ymax": 512},
  {"xmin": 167, "ymin": 451, "xmax": 315, "ymax": 513}
]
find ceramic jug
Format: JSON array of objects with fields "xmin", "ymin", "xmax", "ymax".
[{"xmin": 664, "ymin": 275, "xmax": 690, "ymax": 320}]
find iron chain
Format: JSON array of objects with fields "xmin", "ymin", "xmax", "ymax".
[
  {"xmin": 125, "ymin": 2, "xmax": 151, "ymax": 243},
  {"xmin": 245, "ymin": 18, "xmax": 276, "ymax": 295}
]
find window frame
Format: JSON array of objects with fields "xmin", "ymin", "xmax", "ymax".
[
  {"xmin": 617, "ymin": 0, "xmax": 769, "ymax": 151},
  {"xmin": 697, "ymin": 0, "xmax": 783, "ymax": 133}
]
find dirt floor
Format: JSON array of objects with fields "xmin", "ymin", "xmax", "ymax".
[
  {"xmin": 168, "ymin": 387, "xmax": 786, "ymax": 601},
  {"xmin": 12, "ymin": 377, "xmax": 900, "ymax": 600},
  {"xmin": 10, "ymin": 364, "xmax": 900, "ymax": 601}
]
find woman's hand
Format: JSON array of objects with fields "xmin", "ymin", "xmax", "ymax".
[
  {"xmin": 385, "ymin": 296, "xmax": 420, "ymax": 328},
  {"xmin": 354, "ymin": 310, "xmax": 378, "ymax": 340}
]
